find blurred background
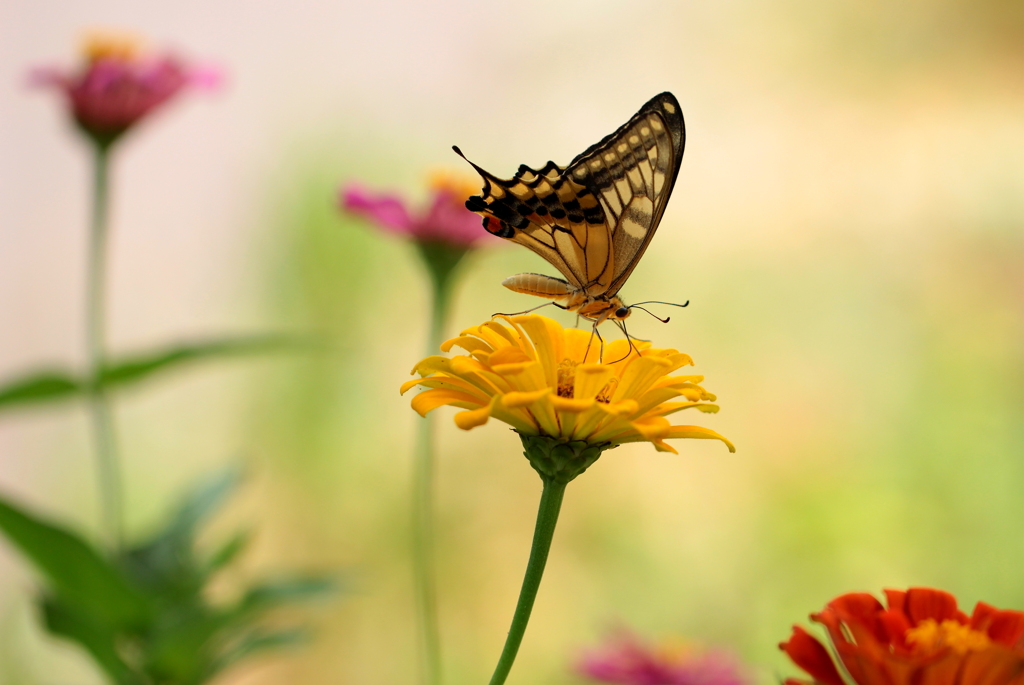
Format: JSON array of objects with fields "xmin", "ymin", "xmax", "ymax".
[{"xmin": 2, "ymin": 0, "xmax": 1024, "ymax": 683}]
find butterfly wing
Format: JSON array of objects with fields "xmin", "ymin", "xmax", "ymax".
[
  {"xmin": 569, "ymin": 92, "xmax": 685, "ymax": 295},
  {"xmin": 458, "ymin": 92, "xmax": 685, "ymax": 298}
]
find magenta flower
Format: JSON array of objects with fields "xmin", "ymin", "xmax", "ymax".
[
  {"xmin": 30, "ymin": 31, "xmax": 220, "ymax": 146},
  {"xmin": 340, "ymin": 172, "xmax": 495, "ymax": 249},
  {"xmin": 577, "ymin": 631, "xmax": 750, "ymax": 685}
]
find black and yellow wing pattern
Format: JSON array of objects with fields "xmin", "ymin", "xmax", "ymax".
[{"xmin": 457, "ymin": 92, "xmax": 685, "ymax": 299}]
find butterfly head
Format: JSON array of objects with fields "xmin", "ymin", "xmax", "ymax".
[{"xmin": 576, "ymin": 295, "xmax": 632, "ymax": 322}]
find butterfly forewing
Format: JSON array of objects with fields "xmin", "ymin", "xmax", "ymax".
[
  {"xmin": 460, "ymin": 91, "xmax": 685, "ymax": 301},
  {"xmin": 568, "ymin": 92, "xmax": 685, "ymax": 294}
]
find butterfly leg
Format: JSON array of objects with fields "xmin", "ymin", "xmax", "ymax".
[
  {"xmin": 608, "ymin": 320, "xmax": 641, "ymax": 364},
  {"xmin": 492, "ymin": 301, "xmax": 568, "ymax": 318},
  {"xmin": 582, "ymin": 320, "xmax": 606, "ymax": 363}
]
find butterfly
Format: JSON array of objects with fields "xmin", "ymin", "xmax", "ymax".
[{"xmin": 454, "ymin": 91, "xmax": 686, "ymax": 335}]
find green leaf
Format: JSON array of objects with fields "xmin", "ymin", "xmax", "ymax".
[
  {"xmin": 0, "ymin": 335, "xmax": 301, "ymax": 414},
  {"xmin": 143, "ymin": 609, "xmax": 234, "ymax": 684},
  {"xmin": 0, "ymin": 493, "xmax": 152, "ymax": 628},
  {"xmin": 212, "ymin": 628, "xmax": 308, "ymax": 677},
  {"xmin": 239, "ymin": 576, "xmax": 337, "ymax": 614},
  {"xmin": 100, "ymin": 336, "xmax": 298, "ymax": 388},
  {"xmin": 121, "ymin": 468, "xmax": 243, "ymax": 595},
  {"xmin": 0, "ymin": 372, "xmax": 81, "ymax": 410},
  {"xmin": 162, "ymin": 467, "xmax": 242, "ymax": 544},
  {"xmin": 203, "ymin": 530, "xmax": 251, "ymax": 577},
  {"xmin": 41, "ymin": 596, "xmax": 138, "ymax": 685}
]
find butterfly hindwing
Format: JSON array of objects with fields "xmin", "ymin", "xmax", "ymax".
[{"xmin": 459, "ymin": 91, "xmax": 685, "ymax": 299}]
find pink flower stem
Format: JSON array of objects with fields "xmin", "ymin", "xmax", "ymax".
[
  {"xmin": 86, "ymin": 141, "xmax": 124, "ymax": 551},
  {"xmin": 411, "ymin": 242, "xmax": 466, "ymax": 685}
]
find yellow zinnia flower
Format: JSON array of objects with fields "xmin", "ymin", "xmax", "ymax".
[{"xmin": 402, "ymin": 314, "xmax": 734, "ymax": 465}]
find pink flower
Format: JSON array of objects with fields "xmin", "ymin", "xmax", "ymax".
[
  {"xmin": 577, "ymin": 631, "xmax": 750, "ymax": 685},
  {"xmin": 30, "ymin": 31, "xmax": 220, "ymax": 145},
  {"xmin": 340, "ymin": 171, "xmax": 495, "ymax": 249}
]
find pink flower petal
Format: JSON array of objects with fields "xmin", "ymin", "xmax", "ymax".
[
  {"xmin": 577, "ymin": 630, "xmax": 750, "ymax": 685},
  {"xmin": 30, "ymin": 45, "xmax": 217, "ymax": 142},
  {"xmin": 339, "ymin": 184, "xmax": 415, "ymax": 234},
  {"xmin": 413, "ymin": 188, "xmax": 490, "ymax": 247}
]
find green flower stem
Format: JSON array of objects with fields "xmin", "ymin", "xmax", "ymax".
[
  {"xmin": 87, "ymin": 142, "xmax": 123, "ymax": 551},
  {"xmin": 487, "ymin": 476, "xmax": 567, "ymax": 685},
  {"xmin": 412, "ymin": 241, "xmax": 468, "ymax": 685}
]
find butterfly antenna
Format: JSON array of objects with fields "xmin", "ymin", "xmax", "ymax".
[
  {"xmin": 631, "ymin": 305, "xmax": 671, "ymax": 324},
  {"xmin": 630, "ymin": 300, "xmax": 690, "ymax": 308}
]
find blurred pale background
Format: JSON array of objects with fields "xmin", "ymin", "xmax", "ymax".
[{"xmin": 2, "ymin": 0, "xmax": 1023, "ymax": 683}]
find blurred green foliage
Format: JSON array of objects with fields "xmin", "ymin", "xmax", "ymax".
[{"xmin": 0, "ymin": 470, "xmax": 333, "ymax": 685}]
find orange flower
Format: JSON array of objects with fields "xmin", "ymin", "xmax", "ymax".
[{"xmin": 780, "ymin": 588, "xmax": 1024, "ymax": 685}]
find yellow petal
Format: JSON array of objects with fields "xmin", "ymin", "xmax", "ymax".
[
  {"xmin": 646, "ymin": 401, "xmax": 720, "ymax": 418},
  {"xmin": 495, "ymin": 316, "xmax": 538, "ymax": 359},
  {"xmin": 629, "ymin": 416, "xmax": 672, "ymax": 440},
  {"xmin": 629, "ymin": 386, "xmax": 686, "ymax": 416},
  {"xmin": 562, "ymin": 327, "xmax": 602, "ymax": 364},
  {"xmin": 569, "ymin": 403, "xmax": 613, "ymax": 442},
  {"xmin": 528, "ymin": 392, "xmax": 563, "ymax": 438},
  {"xmin": 573, "ymin": 364, "xmax": 617, "ymax": 401},
  {"xmin": 496, "ymin": 359, "xmax": 550, "ymax": 394},
  {"xmin": 489, "ymin": 346, "xmax": 532, "ymax": 366},
  {"xmin": 598, "ymin": 399, "xmax": 639, "ymax": 417},
  {"xmin": 600, "ymin": 338, "xmax": 636, "ymax": 365},
  {"xmin": 502, "ymin": 388, "xmax": 552, "ymax": 408},
  {"xmin": 400, "ymin": 377, "xmax": 425, "ymax": 394},
  {"xmin": 491, "ymin": 361, "xmax": 534, "ymax": 375},
  {"xmin": 513, "ymin": 315, "xmax": 563, "ymax": 385},
  {"xmin": 441, "ymin": 335, "xmax": 492, "ymax": 355},
  {"xmin": 550, "ymin": 396, "xmax": 595, "ymax": 413},
  {"xmin": 410, "ymin": 389, "xmax": 484, "ymax": 417},
  {"xmin": 488, "ymin": 400, "xmax": 540, "ymax": 434},
  {"xmin": 480, "ymin": 320, "xmax": 520, "ymax": 348},
  {"xmin": 662, "ymin": 351, "xmax": 695, "ymax": 373},
  {"xmin": 613, "ymin": 356, "xmax": 674, "ymax": 403},
  {"xmin": 455, "ymin": 404, "xmax": 492, "ymax": 430},
  {"xmin": 662, "ymin": 425, "xmax": 735, "ymax": 452},
  {"xmin": 411, "ymin": 355, "xmax": 456, "ymax": 376},
  {"xmin": 613, "ymin": 424, "xmax": 736, "ymax": 452},
  {"xmin": 446, "ymin": 356, "xmax": 511, "ymax": 396}
]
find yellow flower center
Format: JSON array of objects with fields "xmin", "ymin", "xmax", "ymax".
[
  {"xmin": 557, "ymin": 359, "xmax": 577, "ymax": 398},
  {"xmin": 81, "ymin": 30, "xmax": 143, "ymax": 63},
  {"xmin": 595, "ymin": 376, "xmax": 618, "ymax": 404},
  {"xmin": 905, "ymin": 619, "xmax": 991, "ymax": 655},
  {"xmin": 556, "ymin": 358, "xmax": 618, "ymax": 403}
]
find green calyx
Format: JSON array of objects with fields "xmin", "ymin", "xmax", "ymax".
[{"xmin": 518, "ymin": 433, "xmax": 612, "ymax": 484}]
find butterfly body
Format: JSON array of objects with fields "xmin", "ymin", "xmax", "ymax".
[
  {"xmin": 457, "ymin": 91, "xmax": 685, "ymax": 326},
  {"xmin": 501, "ymin": 273, "xmax": 631, "ymax": 323}
]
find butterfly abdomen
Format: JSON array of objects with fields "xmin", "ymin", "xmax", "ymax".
[{"xmin": 502, "ymin": 273, "xmax": 575, "ymax": 300}]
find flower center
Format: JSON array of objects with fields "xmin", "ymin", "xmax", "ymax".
[
  {"xmin": 595, "ymin": 376, "xmax": 618, "ymax": 404},
  {"xmin": 81, "ymin": 31, "xmax": 143, "ymax": 63},
  {"xmin": 557, "ymin": 359, "xmax": 577, "ymax": 398},
  {"xmin": 905, "ymin": 619, "xmax": 991, "ymax": 655},
  {"xmin": 428, "ymin": 169, "xmax": 481, "ymax": 202}
]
